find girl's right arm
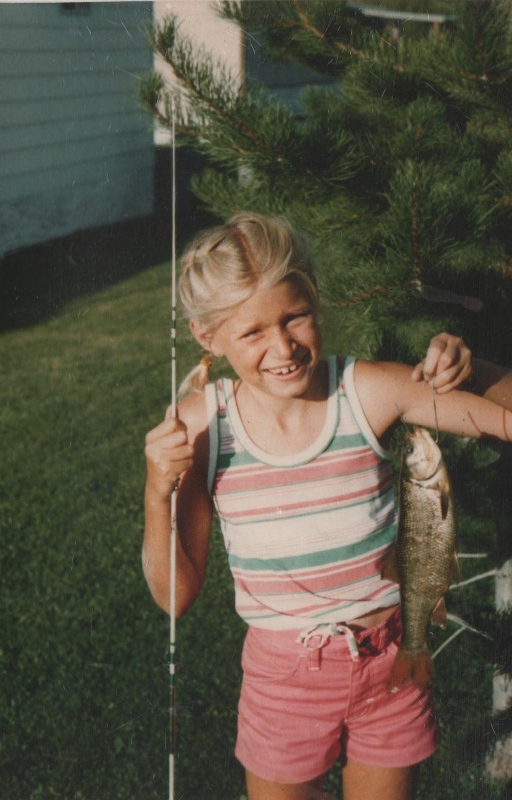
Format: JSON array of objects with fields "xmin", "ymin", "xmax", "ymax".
[{"xmin": 142, "ymin": 392, "xmax": 213, "ymax": 615}]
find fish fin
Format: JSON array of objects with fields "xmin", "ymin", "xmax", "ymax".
[
  {"xmin": 387, "ymin": 648, "xmax": 432, "ymax": 694},
  {"xmin": 431, "ymin": 596, "xmax": 447, "ymax": 629},
  {"xmin": 438, "ymin": 475, "xmax": 451, "ymax": 519},
  {"xmin": 381, "ymin": 546, "xmax": 399, "ymax": 584}
]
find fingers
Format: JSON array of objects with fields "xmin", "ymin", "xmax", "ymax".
[
  {"xmin": 412, "ymin": 334, "xmax": 472, "ymax": 393},
  {"xmin": 430, "ymin": 362, "xmax": 472, "ymax": 394},
  {"xmin": 411, "ymin": 358, "xmax": 426, "ymax": 383},
  {"xmin": 145, "ymin": 412, "xmax": 193, "ymax": 497},
  {"xmin": 423, "ymin": 333, "xmax": 460, "ymax": 382},
  {"xmin": 146, "ymin": 411, "xmax": 186, "ymax": 444},
  {"xmin": 145, "ymin": 436, "xmax": 193, "ymax": 474}
]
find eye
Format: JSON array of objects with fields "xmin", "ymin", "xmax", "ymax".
[
  {"xmin": 404, "ymin": 443, "xmax": 414, "ymax": 456},
  {"xmin": 241, "ymin": 328, "xmax": 261, "ymax": 340},
  {"xmin": 287, "ymin": 311, "xmax": 312, "ymax": 326}
]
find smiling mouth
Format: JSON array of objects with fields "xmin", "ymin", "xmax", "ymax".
[{"xmin": 266, "ymin": 358, "xmax": 306, "ymax": 376}]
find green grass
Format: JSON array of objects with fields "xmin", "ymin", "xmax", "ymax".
[{"xmin": 1, "ymin": 263, "xmax": 509, "ymax": 799}]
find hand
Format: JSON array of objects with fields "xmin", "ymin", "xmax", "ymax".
[
  {"xmin": 145, "ymin": 406, "xmax": 194, "ymax": 500},
  {"xmin": 411, "ymin": 333, "xmax": 472, "ymax": 394}
]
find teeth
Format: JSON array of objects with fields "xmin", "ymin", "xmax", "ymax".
[{"xmin": 269, "ymin": 363, "xmax": 300, "ymax": 375}]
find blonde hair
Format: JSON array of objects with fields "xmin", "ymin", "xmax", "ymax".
[{"xmin": 178, "ymin": 212, "xmax": 319, "ymax": 399}]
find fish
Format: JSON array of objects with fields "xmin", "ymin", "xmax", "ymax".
[{"xmin": 382, "ymin": 426, "xmax": 458, "ymax": 693}]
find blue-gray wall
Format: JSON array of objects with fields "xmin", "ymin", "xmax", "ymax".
[{"xmin": 1, "ymin": 2, "xmax": 154, "ymax": 257}]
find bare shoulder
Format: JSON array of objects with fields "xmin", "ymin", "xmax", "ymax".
[
  {"xmin": 354, "ymin": 359, "xmax": 413, "ymax": 388},
  {"xmin": 352, "ymin": 359, "xmax": 415, "ymax": 440}
]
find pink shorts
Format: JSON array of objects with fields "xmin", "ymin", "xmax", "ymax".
[{"xmin": 235, "ymin": 607, "xmax": 439, "ymax": 784}]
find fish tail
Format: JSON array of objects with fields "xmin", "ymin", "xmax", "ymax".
[{"xmin": 387, "ymin": 647, "xmax": 432, "ymax": 694}]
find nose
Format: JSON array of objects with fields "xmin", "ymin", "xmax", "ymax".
[{"xmin": 271, "ymin": 326, "xmax": 296, "ymax": 358}]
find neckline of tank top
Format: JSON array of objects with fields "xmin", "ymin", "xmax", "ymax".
[{"xmin": 221, "ymin": 354, "xmax": 340, "ymax": 468}]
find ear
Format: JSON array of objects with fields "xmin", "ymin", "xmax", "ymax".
[
  {"xmin": 190, "ymin": 319, "xmax": 211, "ymax": 350},
  {"xmin": 190, "ymin": 320, "xmax": 223, "ymax": 357}
]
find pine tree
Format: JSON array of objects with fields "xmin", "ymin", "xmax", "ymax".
[{"xmin": 140, "ymin": 0, "xmax": 512, "ymax": 779}]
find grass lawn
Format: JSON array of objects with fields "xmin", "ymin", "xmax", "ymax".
[{"xmin": 1, "ymin": 262, "xmax": 509, "ymax": 799}]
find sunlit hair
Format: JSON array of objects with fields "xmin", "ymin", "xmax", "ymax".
[{"xmin": 178, "ymin": 212, "xmax": 319, "ymax": 399}]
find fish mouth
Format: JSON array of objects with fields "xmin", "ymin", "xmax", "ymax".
[
  {"xmin": 409, "ymin": 460, "xmax": 442, "ymax": 484},
  {"xmin": 406, "ymin": 428, "xmax": 443, "ymax": 482}
]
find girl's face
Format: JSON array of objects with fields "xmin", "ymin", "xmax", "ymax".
[{"xmin": 203, "ymin": 277, "xmax": 323, "ymax": 402}]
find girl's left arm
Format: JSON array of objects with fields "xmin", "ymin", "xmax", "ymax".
[{"xmin": 354, "ymin": 359, "xmax": 512, "ymax": 443}]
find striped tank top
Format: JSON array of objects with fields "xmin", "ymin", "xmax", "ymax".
[{"xmin": 204, "ymin": 355, "xmax": 399, "ymax": 630}]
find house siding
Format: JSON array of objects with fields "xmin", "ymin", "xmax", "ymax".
[{"xmin": 0, "ymin": 2, "xmax": 155, "ymax": 257}]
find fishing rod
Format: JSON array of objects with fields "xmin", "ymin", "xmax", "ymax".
[{"xmin": 169, "ymin": 96, "xmax": 178, "ymax": 800}]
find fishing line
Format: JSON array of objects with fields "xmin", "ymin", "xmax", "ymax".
[
  {"xmin": 394, "ymin": 403, "xmax": 412, "ymax": 433},
  {"xmin": 431, "ymin": 380, "xmax": 439, "ymax": 442},
  {"xmin": 169, "ymin": 96, "xmax": 178, "ymax": 800}
]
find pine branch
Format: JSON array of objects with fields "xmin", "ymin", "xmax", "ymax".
[
  {"xmin": 432, "ymin": 612, "xmax": 493, "ymax": 661},
  {"xmin": 151, "ymin": 17, "xmax": 268, "ymax": 157},
  {"xmin": 290, "ymin": 0, "xmax": 365, "ymax": 61},
  {"xmin": 218, "ymin": 1, "xmax": 362, "ymax": 70},
  {"xmin": 218, "ymin": 0, "xmax": 409, "ymax": 76},
  {"xmin": 458, "ymin": 553, "xmax": 489, "ymax": 558},
  {"xmin": 414, "ymin": 2, "xmax": 512, "ymax": 110},
  {"xmin": 144, "ymin": 15, "xmax": 370, "ymax": 193},
  {"xmin": 450, "ymin": 570, "xmax": 498, "ymax": 590},
  {"xmin": 327, "ymin": 279, "xmax": 415, "ymax": 308}
]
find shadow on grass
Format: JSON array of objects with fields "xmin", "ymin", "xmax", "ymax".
[{"xmin": 0, "ymin": 147, "xmax": 218, "ymax": 333}]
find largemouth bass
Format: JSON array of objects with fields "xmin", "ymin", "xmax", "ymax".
[{"xmin": 383, "ymin": 426, "xmax": 458, "ymax": 693}]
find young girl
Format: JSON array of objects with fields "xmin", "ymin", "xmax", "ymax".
[{"xmin": 143, "ymin": 213, "xmax": 512, "ymax": 800}]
